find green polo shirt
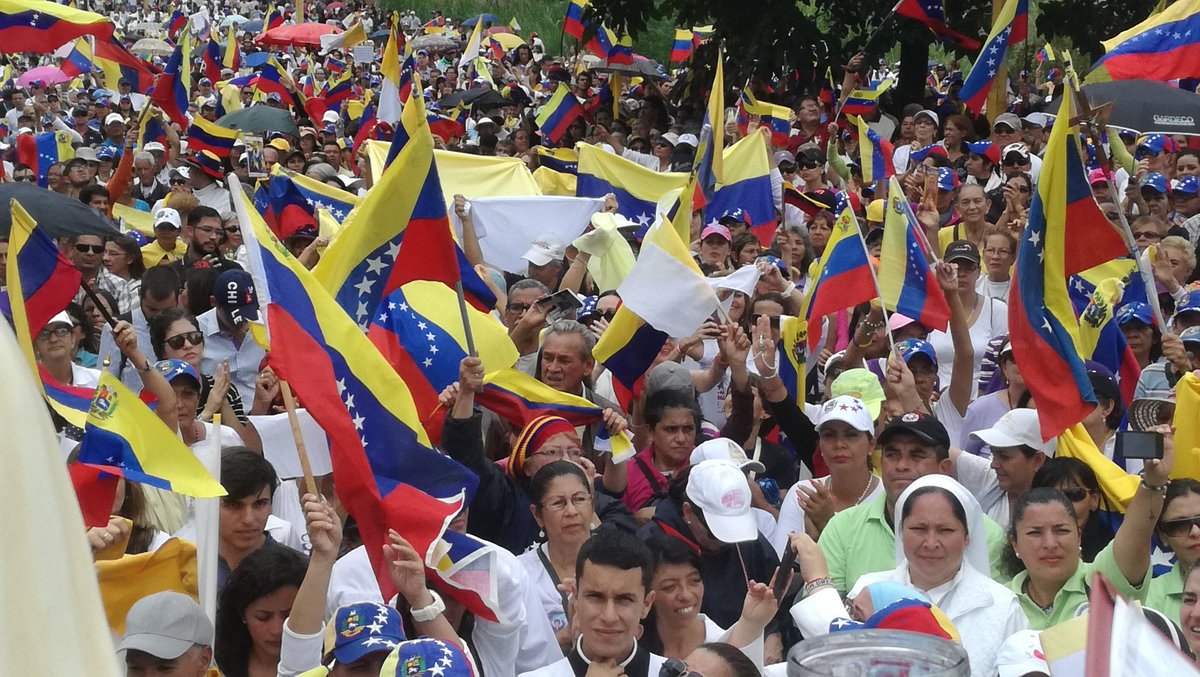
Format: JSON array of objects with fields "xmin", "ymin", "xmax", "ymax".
[
  {"xmin": 818, "ymin": 493, "xmax": 1010, "ymax": 594},
  {"xmin": 1007, "ymin": 541, "xmax": 1149, "ymax": 630},
  {"xmin": 1146, "ymin": 560, "xmax": 1185, "ymax": 622}
]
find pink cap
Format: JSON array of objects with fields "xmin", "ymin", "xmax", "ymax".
[
  {"xmin": 1088, "ymin": 168, "xmax": 1110, "ymax": 186},
  {"xmin": 700, "ymin": 223, "xmax": 732, "ymax": 242},
  {"xmin": 888, "ymin": 313, "xmax": 917, "ymax": 332}
]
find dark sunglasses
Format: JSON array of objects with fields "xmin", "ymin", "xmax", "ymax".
[
  {"xmin": 798, "ymin": 160, "xmax": 820, "ymax": 170},
  {"xmin": 1134, "ymin": 230, "xmax": 1162, "ymax": 240},
  {"xmin": 750, "ymin": 313, "xmax": 781, "ymax": 330},
  {"xmin": 170, "ymin": 178, "xmax": 188, "ymax": 186},
  {"xmin": 1059, "ymin": 487, "xmax": 1091, "ymax": 503},
  {"xmin": 13, "ymin": 174, "xmax": 35, "ymax": 182},
  {"xmin": 74, "ymin": 243, "xmax": 104, "ymax": 254},
  {"xmin": 164, "ymin": 331, "xmax": 204, "ymax": 350},
  {"xmin": 659, "ymin": 658, "xmax": 702, "ymax": 677},
  {"xmin": 224, "ymin": 225, "xmax": 240, "ymax": 233},
  {"xmin": 1160, "ymin": 515, "xmax": 1200, "ymax": 538},
  {"xmin": 1003, "ymin": 156, "xmax": 1027, "ymax": 166}
]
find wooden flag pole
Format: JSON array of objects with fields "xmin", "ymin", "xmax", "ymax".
[
  {"xmin": 455, "ymin": 281, "xmax": 478, "ymax": 357},
  {"xmin": 279, "ymin": 380, "xmax": 318, "ymax": 497}
]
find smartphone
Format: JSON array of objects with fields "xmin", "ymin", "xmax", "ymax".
[
  {"xmin": 536, "ymin": 289, "xmax": 583, "ymax": 322},
  {"xmin": 774, "ymin": 544, "xmax": 798, "ymax": 600},
  {"xmin": 1116, "ymin": 431, "xmax": 1164, "ymax": 460}
]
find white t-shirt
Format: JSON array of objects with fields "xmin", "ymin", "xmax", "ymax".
[
  {"xmin": 954, "ymin": 451, "xmax": 1009, "ymax": 530},
  {"xmin": 926, "ymin": 295, "xmax": 1008, "ymax": 395},
  {"xmin": 976, "ymin": 276, "xmax": 1011, "ymax": 304}
]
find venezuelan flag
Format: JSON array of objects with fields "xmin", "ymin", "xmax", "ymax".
[
  {"xmin": 593, "ymin": 304, "xmax": 668, "ymax": 411},
  {"xmin": 367, "ymin": 281, "xmax": 517, "ymax": 442},
  {"xmin": 223, "ymin": 24, "xmax": 240, "ymax": 71},
  {"xmin": 841, "ymin": 79, "xmax": 894, "ymax": 118},
  {"xmin": 234, "ymin": 181, "xmax": 491, "ymax": 617},
  {"xmin": 536, "ymin": 82, "xmax": 585, "ymax": 144},
  {"xmin": 315, "ymin": 71, "xmax": 495, "ymax": 329},
  {"xmin": 165, "ymin": 9, "xmax": 185, "ymax": 40},
  {"xmin": 59, "ymin": 38, "xmax": 93, "ymax": 78},
  {"xmin": 564, "ymin": 0, "xmax": 588, "ymax": 40},
  {"xmin": 0, "ymin": 0, "xmax": 112, "ymax": 53},
  {"xmin": 16, "ymin": 130, "xmax": 75, "ymax": 187},
  {"xmin": 186, "ymin": 115, "xmax": 239, "ymax": 159},
  {"xmin": 778, "ymin": 316, "xmax": 809, "ymax": 408},
  {"xmin": 264, "ymin": 171, "xmax": 318, "ymax": 239},
  {"xmin": 135, "ymin": 104, "xmax": 167, "ymax": 150},
  {"xmin": 706, "ymin": 132, "xmax": 776, "ymax": 245},
  {"xmin": 1036, "ymin": 43, "xmax": 1056, "ymax": 63},
  {"xmin": 201, "ymin": 37, "xmax": 222, "ymax": 82},
  {"xmin": 609, "ymin": 33, "xmax": 634, "ymax": 66},
  {"xmin": 879, "ymin": 176, "xmax": 950, "ymax": 332},
  {"xmin": 5, "ymin": 200, "xmax": 85, "ymax": 425},
  {"xmin": 670, "ymin": 29, "xmax": 694, "ymax": 63},
  {"xmin": 737, "ymin": 92, "xmax": 792, "ymax": 147},
  {"xmin": 276, "ymin": 164, "xmax": 359, "ymax": 222},
  {"xmin": 1094, "ymin": 1, "xmax": 1200, "ymax": 81},
  {"xmin": 849, "ymin": 114, "xmax": 895, "ymax": 183},
  {"xmin": 1008, "ymin": 93, "xmax": 1131, "ymax": 441},
  {"xmin": 535, "ymin": 146, "xmax": 578, "ymax": 174},
  {"xmin": 1070, "ymin": 259, "xmax": 1142, "ymax": 406},
  {"xmin": 78, "ymin": 372, "xmax": 225, "ymax": 497},
  {"xmin": 263, "ymin": 6, "xmax": 283, "ymax": 32},
  {"xmin": 576, "ymin": 142, "xmax": 687, "ymax": 223},
  {"xmin": 894, "ymin": 0, "xmax": 981, "ymax": 50},
  {"xmin": 149, "ymin": 27, "xmax": 192, "ymax": 126},
  {"xmin": 800, "ymin": 207, "xmax": 877, "ymax": 351},
  {"xmin": 693, "ymin": 50, "xmax": 725, "ymax": 212},
  {"xmin": 960, "ymin": 0, "xmax": 1029, "ymax": 114},
  {"xmin": 585, "ymin": 24, "xmax": 617, "ymax": 59},
  {"xmin": 95, "ymin": 37, "xmax": 157, "ymax": 93}
]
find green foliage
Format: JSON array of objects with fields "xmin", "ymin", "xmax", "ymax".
[{"xmin": 379, "ymin": 0, "xmax": 677, "ymax": 60}]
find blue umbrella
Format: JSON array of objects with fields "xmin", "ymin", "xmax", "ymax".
[
  {"xmin": 243, "ymin": 19, "xmax": 263, "ymax": 32},
  {"xmin": 370, "ymin": 29, "xmax": 390, "ymax": 39},
  {"xmin": 462, "ymin": 13, "xmax": 500, "ymax": 27}
]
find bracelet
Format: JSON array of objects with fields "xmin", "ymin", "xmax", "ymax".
[
  {"xmin": 136, "ymin": 359, "xmax": 152, "ymax": 373},
  {"xmin": 855, "ymin": 336, "xmax": 874, "ymax": 348},
  {"xmin": 780, "ymin": 281, "xmax": 797, "ymax": 299},
  {"xmin": 409, "ymin": 589, "xmax": 446, "ymax": 622},
  {"xmin": 802, "ymin": 577, "xmax": 833, "ymax": 599},
  {"xmin": 1140, "ymin": 477, "xmax": 1168, "ymax": 495}
]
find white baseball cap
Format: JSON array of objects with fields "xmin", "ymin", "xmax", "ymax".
[
  {"xmin": 322, "ymin": 110, "xmax": 340, "ymax": 123},
  {"xmin": 104, "ymin": 112, "xmax": 125, "ymax": 126},
  {"xmin": 118, "ymin": 591, "xmax": 214, "ymax": 660},
  {"xmin": 993, "ymin": 630, "xmax": 1048, "ymax": 677},
  {"xmin": 817, "ymin": 395, "xmax": 874, "ymax": 433},
  {"xmin": 690, "ymin": 438, "xmax": 766, "ymax": 474},
  {"xmin": 676, "ymin": 133, "xmax": 699, "ymax": 148},
  {"xmin": 154, "ymin": 207, "xmax": 182, "ymax": 230},
  {"xmin": 46, "ymin": 310, "xmax": 75, "ymax": 328},
  {"xmin": 685, "ymin": 459, "xmax": 757, "ymax": 544},
  {"xmin": 521, "ymin": 234, "xmax": 566, "ymax": 266},
  {"xmin": 969, "ymin": 408, "xmax": 1056, "ymax": 455},
  {"xmin": 144, "ymin": 141, "xmax": 166, "ymax": 153}
]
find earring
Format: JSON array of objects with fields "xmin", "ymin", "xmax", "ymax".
[{"xmin": 539, "ymin": 528, "xmax": 546, "ymax": 540}]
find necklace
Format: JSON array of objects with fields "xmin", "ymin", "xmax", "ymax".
[
  {"xmin": 855, "ymin": 475, "xmax": 876, "ymax": 505},
  {"xmin": 1022, "ymin": 579, "xmax": 1055, "ymax": 614}
]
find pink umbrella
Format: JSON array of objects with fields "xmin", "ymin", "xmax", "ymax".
[
  {"xmin": 256, "ymin": 22, "xmax": 342, "ymax": 47},
  {"xmin": 18, "ymin": 66, "xmax": 71, "ymax": 87}
]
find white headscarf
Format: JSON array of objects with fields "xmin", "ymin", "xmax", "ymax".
[{"xmin": 893, "ymin": 474, "xmax": 990, "ymax": 577}]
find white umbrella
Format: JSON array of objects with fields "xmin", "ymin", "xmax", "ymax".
[
  {"xmin": 220, "ymin": 14, "xmax": 248, "ymax": 27},
  {"xmin": 131, "ymin": 38, "xmax": 173, "ymax": 56}
]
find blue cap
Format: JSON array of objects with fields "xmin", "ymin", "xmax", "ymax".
[
  {"xmin": 896, "ymin": 338, "xmax": 938, "ymax": 366},
  {"xmin": 1177, "ymin": 290, "xmax": 1200, "ymax": 316},
  {"xmin": 719, "ymin": 207, "xmax": 750, "ymax": 225},
  {"xmin": 760, "ymin": 255, "xmax": 790, "ymax": 279},
  {"xmin": 578, "ymin": 295, "xmax": 598, "ymax": 316},
  {"xmin": 154, "ymin": 359, "xmax": 200, "ymax": 384},
  {"xmin": 1116, "ymin": 302, "xmax": 1153, "ymax": 326},
  {"xmin": 936, "ymin": 166, "xmax": 959, "ymax": 192},
  {"xmin": 964, "ymin": 140, "xmax": 1000, "ymax": 165},
  {"xmin": 327, "ymin": 603, "xmax": 405, "ymax": 664},
  {"xmin": 1136, "ymin": 133, "xmax": 1177, "ymax": 158},
  {"xmin": 1181, "ymin": 326, "xmax": 1200, "ymax": 344},
  {"xmin": 125, "ymin": 230, "xmax": 150, "ymax": 247},
  {"xmin": 381, "ymin": 637, "xmax": 475, "ymax": 676},
  {"xmin": 215, "ymin": 269, "xmax": 259, "ymax": 324},
  {"xmin": 1140, "ymin": 172, "xmax": 1168, "ymax": 194},
  {"xmin": 96, "ymin": 146, "xmax": 116, "ymax": 161},
  {"xmin": 1175, "ymin": 175, "xmax": 1200, "ymax": 195}
]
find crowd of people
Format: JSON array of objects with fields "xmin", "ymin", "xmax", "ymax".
[{"xmin": 5, "ymin": 0, "xmax": 1200, "ymax": 676}]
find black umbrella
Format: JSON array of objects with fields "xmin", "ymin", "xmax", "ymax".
[
  {"xmin": 438, "ymin": 87, "xmax": 504, "ymax": 109},
  {"xmin": 0, "ymin": 184, "xmax": 120, "ymax": 239},
  {"xmin": 590, "ymin": 57, "xmax": 667, "ymax": 81},
  {"xmin": 1047, "ymin": 79, "xmax": 1200, "ymax": 135},
  {"xmin": 217, "ymin": 104, "xmax": 300, "ymax": 136},
  {"xmin": 469, "ymin": 90, "xmax": 510, "ymax": 111}
]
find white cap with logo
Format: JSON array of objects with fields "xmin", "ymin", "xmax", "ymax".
[
  {"xmin": 689, "ymin": 437, "xmax": 765, "ymax": 473},
  {"xmin": 817, "ymin": 395, "xmax": 874, "ymax": 433},
  {"xmin": 521, "ymin": 234, "xmax": 567, "ymax": 266},
  {"xmin": 969, "ymin": 408, "xmax": 1056, "ymax": 456},
  {"xmin": 685, "ymin": 459, "xmax": 757, "ymax": 543}
]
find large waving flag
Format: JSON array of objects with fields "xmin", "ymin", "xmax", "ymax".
[
  {"xmin": 705, "ymin": 132, "xmax": 776, "ymax": 245},
  {"xmin": 234, "ymin": 181, "xmax": 502, "ymax": 620},
  {"xmin": 1093, "ymin": 0, "xmax": 1200, "ymax": 81},
  {"xmin": 94, "ymin": 37, "xmax": 157, "ymax": 93},
  {"xmin": 5, "ymin": 200, "xmax": 87, "ymax": 426},
  {"xmin": 736, "ymin": 91, "xmax": 792, "ymax": 148},
  {"xmin": 536, "ymin": 82, "xmax": 585, "ymax": 145},
  {"xmin": 78, "ymin": 371, "xmax": 225, "ymax": 497},
  {"xmin": 894, "ymin": 0, "xmax": 981, "ymax": 50},
  {"xmin": 367, "ymin": 281, "xmax": 518, "ymax": 443},
  {"xmin": 576, "ymin": 142, "xmax": 688, "ymax": 225},
  {"xmin": 58, "ymin": 37, "xmax": 94, "ymax": 78},
  {"xmin": 617, "ymin": 218, "xmax": 720, "ymax": 338},
  {"xmin": 799, "ymin": 207, "xmax": 877, "ymax": 351},
  {"xmin": 879, "ymin": 176, "xmax": 950, "ymax": 332},
  {"xmin": 262, "ymin": 170, "xmax": 319, "ymax": 240},
  {"xmin": 584, "ymin": 24, "xmax": 617, "ymax": 59},
  {"xmin": 1008, "ymin": 94, "xmax": 1132, "ymax": 441},
  {"xmin": 1070, "ymin": 259, "xmax": 1143, "ymax": 406},
  {"xmin": 849, "ymin": 114, "xmax": 895, "ymax": 183},
  {"xmin": 16, "ymin": 130, "xmax": 75, "ymax": 188},
  {"xmin": 959, "ymin": 0, "xmax": 1029, "ymax": 114},
  {"xmin": 564, "ymin": 0, "xmax": 588, "ymax": 40},
  {"xmin": 0, "ymin": 0, "xmax": 112, "ymax": 52},
  {"xmin": 265, "ymin": 164, "xmax": 359, "ymax": 227},
  {"xmin": 608, "ymin": 32, "xmax": 634, "ymax": 66},
  {"xmin": 670, "ymin": 28, "xmax": 696, "ymax": 63},
  {"xmin": 149, "ymin": 24, "xmax": 192, "ymax": 126},
  {"xmin": 186, "ymin": 116, "xmax": 239, "ymax": 159},
  {"xmin": 314, "ymin": 69, "xmax": 495, "ymax": 329}
]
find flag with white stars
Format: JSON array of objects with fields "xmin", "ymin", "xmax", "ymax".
[
  {"xmin": 1008, "ymin": 93, "xmax": 1129, "ymax": 441},
  {"xmin": 959, "ymin": 0, "xmax": 1027, "ymax": 114},
  {"xmin": 576, "ymin": 142, "xmax": 687, "ymax": 226},
  {"xmin": 1096, "ymin": 1, "xmax": 1200, "ymax": 80},
  {"xmin": 798, "ymin": 206, "xmax": 877, "ymax": 351},
  {"xmin": 878, "ymin": 176, "xmax": 950, "ymax": 332},
  {"xmin": 380, "ymin": 637, "xmax": 477, "ymax": 676}
]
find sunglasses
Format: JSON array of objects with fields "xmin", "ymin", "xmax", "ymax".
[
  {"xmin": 750, "ymin": 313, "xmax": 781, "ymax": 329},
  {"xmin": 1059, "ymin": 487, "xmax": 1091, "ymax": 503},
  {"xmin": 1160, "ymin": 515, "xmax": 1200, "ymax": 538},
  {"xmin": 798, "ymin": 160, "xmax": 820, "ymax": 170},
  {"xmin": 224, "ymin": 225, "xmax": 240, "ymax": 234},
  {"xmin": 1003, "ymin": 157, "xmax": 1028, "ymax": 166},
  {"xmin": 74, "ymin": 243, "xmax": 104, "ymax": 254},
  {"xmin": 1134, "ymin": 230, "xmax": 1162, "ymax": 240},
  {"xmin": 659, "ymin": 658, "xmax": 702, "ymax": 677},
  {"xmin": 13, "ymin": 174, "xmax": 35, "ymax": 182},
  {"xmin": 164, "ymin": 331, "xmax": 204, "ymax": 350},
  {"xmin": 170, "ymin": 178, "xmax": 188, "ymax": 186}
]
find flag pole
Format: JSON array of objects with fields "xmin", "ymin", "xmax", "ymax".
[
  {"xmin": 278, "ymin": 380, "xmax": 318, "ymax": 497},
  {"xmin": 195, "ymin": 413, "xmax": 221, "ymax": 630},
  {"xmin": 455, "ymin": 281, "xmax": 478, "ymax": 357},
  {"xmin": 850, "ymin": 207, "xmax": 898, "ymax": 355}
]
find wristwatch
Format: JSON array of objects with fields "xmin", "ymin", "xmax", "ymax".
[{"xmin": 409, "ymin": 589, "xmax": 446, "ymax": 622}]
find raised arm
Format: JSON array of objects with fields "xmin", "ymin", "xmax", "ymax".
[
  {"xmin": 113, "ymin": 320, "xmax": 178, "ymax": 432},
  {"xmin": 936, "ymin": 261, "xmax": 974, "ymax": 415},
  {"xmin": 1113, "ymin": 424, "xmax": 1174, "ymax": 586}
]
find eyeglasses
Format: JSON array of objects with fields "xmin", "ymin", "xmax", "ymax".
[
  {"xmin": 37, "ymin": 325, "xmax": 72, "ymax": 340},
  {"xmin": 530, "ymin": 446, "xmax": 583, "ymax": 462},
  {"xmin": 1160, "ymin": 515, "xmax": 1200, "ymax": 538},
  {"xmin": 955, "ymin": 261, "xmax": 980, "ymax": 272},
  {"xmin": 169, "ymin": 178, "xmax": 188, "ymax": 186},
  {"xmin": 225, "ymin": 225, "xmax": 240, "ymax": 233},
  {"xmin": 164, "ymin": 331, "xmax": 204, "ymax": 350},
  {"xmin": 541, "ymin": 493, "xmax": 592, "ymax": 512},
  {"xmin": 1008, "ymin": 184, "xmax": 1030, "ymax": 193},
  {"xmin": 507, "ymin": 302, "xmax": 533, "ymax": 313},
  {"xmin": 74, "ymin": 243, "xmax": 104, "ymax": 254},
  {"xmin": 659, "ymin": 657, "xmax": 703, "ymax": 677},
  {"xmin": 1134, "ymin": 230, "xmax": 1162, "ymax": 240},
  {"xmin": 798, "ymin": 160, "xmax": 820, "ymax": 170},
  {"xmin": 983, "ymin": 247, "xmax": 1011, "ymax": 257},
  {"xmin": 13, "ymin": 174, "xmax": 35, "ymax": 182},
  {"xmin": 193, "ymin": 226, "xmax": 226, "ymax": 237},
  {"xmin": 1058, "ymin": 486, "xmax": 1091, "ymax": 503}
]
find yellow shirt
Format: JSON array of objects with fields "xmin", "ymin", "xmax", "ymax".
[{"xmin": 141, "ymin": 240, "xmax": 188, "ymax": 268}]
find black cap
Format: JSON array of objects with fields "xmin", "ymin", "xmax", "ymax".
[
  {"xmin": 944, "ymin": 239, "xmax": 981, "ymax": 266},
  {"xmin": 878, "ymin": 411, "xmax": 951, "ymax": 452}
]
